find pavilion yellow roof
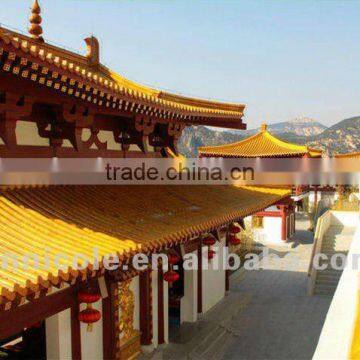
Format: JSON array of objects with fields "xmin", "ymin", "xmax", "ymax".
[
  {"xmin": 335, "ymin": 152, "xmax": 360, "ymax": 158},
  {"xmin": 0, "ymin": 26, "xmax": 246, "ymax": 126},
  {"xmin": 0, "ymin": 185, "xmax": 289, "ymax": 305},
  {"xmin": 198, "ymin": 124, "xmax": 323, "ymax": 158}
]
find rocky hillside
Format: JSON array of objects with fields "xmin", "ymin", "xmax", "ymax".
[
  {"xmin": 178, "ymin": 116, "xmax": 360, "ymax": 157},
  {"xmin": 307, "ymin": 116, "xmax": 360, "ymax": 154},
  {"xmin": 178, "ymin": 126, "xmax": 247, "ymax": 157},
  {"xmin": 266, "ymin": 117, "xmax": 327, "ymax": 136},
  {"xmin": 229, "ymin": 117, "xmax": 327, "ymax": 138}
]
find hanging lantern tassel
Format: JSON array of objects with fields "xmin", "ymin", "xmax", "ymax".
[{"xmin": 78, "ymin": 291, "xmax": 101, "ymax": 332}]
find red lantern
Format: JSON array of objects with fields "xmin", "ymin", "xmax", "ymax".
[
  {"xmin": 228, "ymin": 234, "xmax": 241, "ymax": 246},
  {"xmin": 207, "ymin": 249, "xmax": 216, "ymax": 260},
  {"xmin": 79, "ymin": 307, "xmax": 101, "ymax": 332},
  {"xmin": 203, "ymin": 236, "xmax": 216, "ymax": 247},
  {"xmin": 168, "ymin": 252, "xmax": 180, "ymax": 265},
  {"xmin": 164, "ymin": 270, "xmax": 180, "ymax": 283},
  {"xmin": 78, "ymin": 290, "xmax": 101, "ymax": 332},
  {"xmin": 78, "ymin": 292, "xmax": 101, "ymax": 304},
  {"xmin": 229, "ymin": 224, "xmax": 241, "ymax": 234}
]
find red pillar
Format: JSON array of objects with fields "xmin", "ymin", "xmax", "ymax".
[
  {"xmin": 157, "ymin": 266, "xmax": 164, "ymax": 345},
  {"xmin": 102, "ymin": 280, "xmax": 118, "ymax": 360},
  {"xmin": 281, "ymin": 205, "xmax": 287, "ymax": 241},
  {"xmin": 197, "ymin": 240, "xmax": 203, "ymax": 314},
  {"xmin": 225, "ymin": 233, "xmax": 230, "ymax": 293},
  {"xmin": 71, "ymin": 300, "xmax": 81, "ymax": 360},
  {"xmin": 139, "ymin": 270, "xmax": 152, "ymax": 345}
]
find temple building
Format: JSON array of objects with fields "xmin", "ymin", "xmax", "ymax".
[
  {"xmin": 199, "ymin": 123, "xmax": 323, "ymax": 244},
  {"xmin": 0, "ymin": 2, "xmax": 291, "ymax": 359},
  {"xmin": 198, "ymin": 123, "xmax": 323, "ymax": 159}
]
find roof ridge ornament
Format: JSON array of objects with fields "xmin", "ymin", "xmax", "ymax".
[
  {"xmin": 29, "ymin": 0, "xmax": 44, "ymax": 42},
  {"xmin": 261, "ymin": 123, "xmax": 267, "ymax": 132},
  {"xmin": 85, "ymin": 36, "xmax": 100, "ymax": 68}
]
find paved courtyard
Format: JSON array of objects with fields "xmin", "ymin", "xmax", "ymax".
[{"xmin": 143, "ymin": 215, "xmax": 332, "ymax": 360}]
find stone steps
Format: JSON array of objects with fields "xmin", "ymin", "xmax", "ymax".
[
  {"xmin": 316, "ymin": 272, "xmax": 342, "ymax": 281},
  {"xmin": 314, "ymin": 287, "xmax": 336, "ymax": 296},
  {"xmin": 312, "ymin": 224, "xmax": 353, "ymax": 296}
]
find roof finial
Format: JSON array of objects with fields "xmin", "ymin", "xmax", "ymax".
[
  {"xmin": 85, "ymin": 36, "xmax": 100, "ymax": 68},
  {"xmin": 261, "ymin": 123, "xmax": 267, "ymax": 132},
  {"xmin": 29, "ymin": 0, "xmax": 44, "ymax": 42}
]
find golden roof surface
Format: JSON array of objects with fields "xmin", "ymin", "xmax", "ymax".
[
  {"xmin": 198, "ymin": 124, "xmax": 323, "ymax": 158},
  {"xmin": 0, "ymin": 26, "xmax": 245, "ymax": 121},
  {"xmin": 0, "ymin": 185, "xmax": 289, "ymax": 303},
  {"xmin": 335, "ymin": 152, "xmax": 360, "ymax": 158}
]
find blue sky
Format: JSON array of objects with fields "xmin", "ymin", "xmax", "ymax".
[{"xmin": 1, "ymin": 0, "xmax": 359, "ymax": 128}]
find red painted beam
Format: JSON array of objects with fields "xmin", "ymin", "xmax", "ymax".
[
  {"xmin": 0, "ymin": 286, "xmax": 77, "ymax": 341},
  {"xmin": 255, "ymin": 211, "xmax": 282, "ymax": 217}
]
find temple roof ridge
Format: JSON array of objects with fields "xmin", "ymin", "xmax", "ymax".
[{"xmin": 0, "ymin": 23, "xmax": 246, "ymax": 122}]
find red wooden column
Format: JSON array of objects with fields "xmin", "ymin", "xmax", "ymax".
[
  {"xmin": 225, "ymin": 232, "xmax": 230, "ymax": 293},
  {"xmin": 280, "ymin": 205, "xmax": 287, "ymax": 241},
  {"xmin": 158, "ymin": 265, "xmax": 165, "ymax": 345},
  {"xmin": 71, "ymin": 301, "xmax": 81, "ymax": 360},
  {"xmin": 103, "ymin": 279, "xmax": 118, "ymax": 360},
  {"xmin": 139, "ymin": 269, "xmax": 153, "ymax": 345},
  {"xmin": 197, "ymin": 240, "xmax": 203, "ymax": 314}
]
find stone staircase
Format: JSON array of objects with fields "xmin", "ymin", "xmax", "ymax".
[{"xmin": 313, "ymin": 225, "xmax": 356, "ymax": 296}]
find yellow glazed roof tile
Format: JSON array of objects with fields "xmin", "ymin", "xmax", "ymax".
[
  {"xmin": 0, "ymin": 26, "xmax": 245, "ymax": 119},
  {"xmin": 335, "ymin": 152, "xmax": 360, "ymax": 158},
  {"xmin": 0, "ymin": 185, "xmax": 290, "ymax": 302},
  {"xmin": 198, "ymin": 124, "xmax": 323, "ymax": 158}
]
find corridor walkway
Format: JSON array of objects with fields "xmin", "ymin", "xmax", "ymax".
[{"xmin": 143, "ymin": 215, "xmax": 332, "ymax": 360}]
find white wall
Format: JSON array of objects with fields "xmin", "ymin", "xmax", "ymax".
[
  {"xmin": 180, "ymin": 249, "xmax": 198, "ymax": 323},
  {"xmin": 313, "ymin": 223, "xmax": 360, "ymax": 359},
  {"xmin": 202, "ymin": 238, "xmax": 226, "ymax": 313},
  {"xmin": 80, "ymin": 299, "xmax": 103, "ymax": 360},
  {"xmin": 309, "ymin": 191, "xmax": 335, "ymax": 206},
  {"xmin": 46, "ymin": 309, "xmax": 72, "ymax": 360},
  {"xmin": 141, "ymin": 270, "xmax": 168, "ymax": 349},
  {"xmin": 263, "ymin": 217, "xmax": 282, "ymax": 244},
  {"xmin": 330, "ymin": 211, "xmax": 360, "ymax": 227}
]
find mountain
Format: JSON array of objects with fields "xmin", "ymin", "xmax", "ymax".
[
  {"xmin": 265, "ymin": 117, "xmax": 327, "ymax": 136},
  {"xmin": 178, "ymin": 117, "xmax": 359, "ymax": 157},
  {"xmin": 227, "ymin": 117, "xmax": 327, "ymax": 138},
  {"xmin": 178, "ymin": 126, "xmax": 247, "ymax": 157},
  {"xmin": 306, "ymin": 116, "xmax": 360, "ymax": 154}
]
